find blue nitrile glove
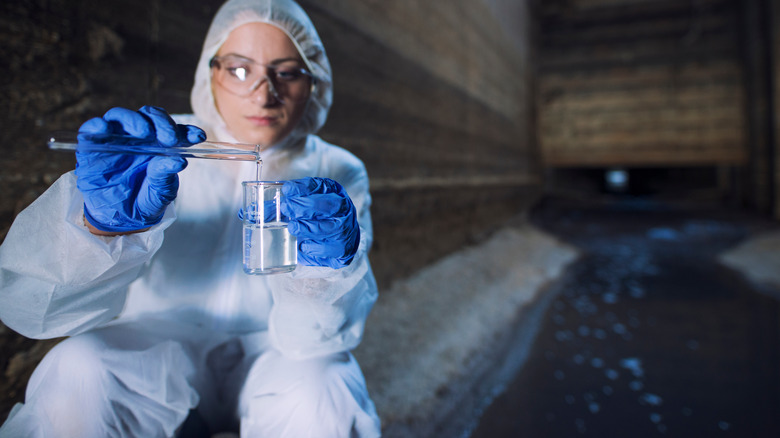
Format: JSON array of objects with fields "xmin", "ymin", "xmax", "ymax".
[
  {"xmin": 75, "ymin": 106, "xmax": 206, "ymax": 233},
  {"xmin": 282, "ymin": 177, "xmax": 360, "ymax": 269}
]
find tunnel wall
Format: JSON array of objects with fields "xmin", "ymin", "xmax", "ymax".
[
  {"xmin": 298, "ymin": 1, "xmax": 539, "ymax": 286},
  {"xmin": 0, "ymin": 0, "xmax": 539, "ymax": 288},
  {"xmin": 536, "ymin": 0, "xmax": 780, "ymax": 217},
  {"xmin": 536, "ymin": 0, "xmax": 747, "ymax": 168}
]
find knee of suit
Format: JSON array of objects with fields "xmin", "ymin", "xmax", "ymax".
[
  {"xmin": 238, "ymin": 351, "xmax": 379, "ymax": 437},
  {"xmin": 28, "ymin": 334, "xmax": 109, "ymax": 396}
]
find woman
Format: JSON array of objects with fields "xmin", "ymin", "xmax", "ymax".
[{"xmin": 0, "ymin": 0, "xmax": 381, "ymax": 436}]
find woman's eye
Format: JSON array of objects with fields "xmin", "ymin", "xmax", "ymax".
[
  {"xmin": 227, "ymin": 66, "xmax": 250, "ymax": 81},
  {"xmin": 275, "ymin": 69, "xmax": 303, "ymax": 81}
]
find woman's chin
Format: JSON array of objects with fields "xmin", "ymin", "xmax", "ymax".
[
  {"xmin": 228, "ymin": 120, "xmax": 297, "ymax": 147},
  {"xmin": 234, "ymin": 131, "xmax": 280, "ymax": 148}
]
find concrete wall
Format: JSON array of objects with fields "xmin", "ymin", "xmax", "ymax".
[
  {"xmin": 298, "ymin": 1, "xmax": 540, "ymax": 286},
  {"xmin": 0, "ymin": 0, "xmax": 538, "ymax": 421}
]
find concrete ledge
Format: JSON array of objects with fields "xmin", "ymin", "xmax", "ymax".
[
  {"xmin": 354, "ymin": 220, "xmax": 580, "ymax": 437},
  {"xmin": 720, "ymin": 230, "xmax": 780, "ymax": 290}
]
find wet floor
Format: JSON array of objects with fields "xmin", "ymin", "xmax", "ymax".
[{"xmin": 470, "ymin": 196, "xmax": 780, "ymax": 437}]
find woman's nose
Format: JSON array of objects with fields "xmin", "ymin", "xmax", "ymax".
[{"xmin": 249, "ymin": 76, "xmax": 284, "ymax": 105}]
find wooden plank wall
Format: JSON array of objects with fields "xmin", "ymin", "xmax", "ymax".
[
  {"xmin": 537, "ymin": 0, "xmax": 747, "ymax": 168},
  {"xmin": 0, "ymin": 0, "xmax": 538, "ymax": 288}
]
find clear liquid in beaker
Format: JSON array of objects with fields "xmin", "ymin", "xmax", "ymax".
[{"xmin": 243, "ymin": 222, "xmax": 297, "ymax": 275}]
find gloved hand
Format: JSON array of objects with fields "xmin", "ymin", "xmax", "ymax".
[
  {"xmin": 75, "ymin": 106, "xmax": 206, "ymax": 233},
  {"xmin": 282, "ymin": 177, "xmax": 360, "ymax": 269}
]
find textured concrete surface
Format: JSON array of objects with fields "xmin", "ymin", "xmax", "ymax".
[{"xmin": 354, "ymin": 218, "xmax": 580, "ymax": 437}]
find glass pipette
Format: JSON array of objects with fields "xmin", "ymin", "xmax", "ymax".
[{"xmin": 48, "ymin": 131, "xmax": 261, "ymax": 162}]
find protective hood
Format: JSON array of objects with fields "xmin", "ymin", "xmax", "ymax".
[{"xmin": 190, "ymin": 0, "xmax": 333, "ymax": 146}]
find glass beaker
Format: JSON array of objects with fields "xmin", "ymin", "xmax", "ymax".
[{"xmin": 242, "ymin": 181, "xmax": 297, "ymax": 275}]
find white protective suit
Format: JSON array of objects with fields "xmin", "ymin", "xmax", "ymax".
[{"xmin": 0, "ymin": 0, "xmax": 381, "ymax": 437}]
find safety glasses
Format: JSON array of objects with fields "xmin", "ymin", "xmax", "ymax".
[{"xmin": 209, "ymin": 54, "xmax": 315, "ymax": 103}]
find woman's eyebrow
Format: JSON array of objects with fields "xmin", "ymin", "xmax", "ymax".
[
  {"xmin": 218, "ymin": 53, "xmax": 303, "ymax": 66},
  {"xmin": 269, "ymin": 57, "xmax": 304, "ymax": 66},
  {"xmin": 218, "ymin": 53, "xmax": 255, "ymax": 62}
]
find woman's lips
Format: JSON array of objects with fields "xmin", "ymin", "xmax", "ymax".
[{"xmin": 246, "ymin": 115, "xmax": 278, "ymax": 126}]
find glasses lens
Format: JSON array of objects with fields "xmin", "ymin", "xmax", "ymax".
[{"xmin": 211, "ymin": 56, "xmax": 312, "ymax": 100}]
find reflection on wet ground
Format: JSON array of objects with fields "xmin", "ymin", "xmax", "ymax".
[{"xmin": 471, "ymin": 196, "xmax": 780, "ymax": 437}]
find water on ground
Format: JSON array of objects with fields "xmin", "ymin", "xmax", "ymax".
[{"xmin": 471, "ymin": 196, "xmax": 780, "ymax": 437}]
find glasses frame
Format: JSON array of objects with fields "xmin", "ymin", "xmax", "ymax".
[{"xmin": 209, "ymin": 55, "xmax": 317, "ymax": 103}]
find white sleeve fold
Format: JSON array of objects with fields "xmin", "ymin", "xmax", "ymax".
[{"xmin": 0, "ymin": 172, "xmax": 174, "ymax": 339}]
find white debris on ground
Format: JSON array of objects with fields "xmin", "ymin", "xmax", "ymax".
[
  {"xmin": 354, "ymin": 219, "xmax": 580, "ymax": 438},
  {"xmin": 719, "ymin": 230, "xmax": 780, "ymax": 290}
]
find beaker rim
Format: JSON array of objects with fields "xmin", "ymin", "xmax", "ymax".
[{"xmin": 242, "ymin": 180, "xmax": 285, "ymax": 186}]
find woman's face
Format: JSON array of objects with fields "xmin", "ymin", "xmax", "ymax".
[{"xmin": 211, "ymin": 22, "xmax": 311, "ymax": 146}]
